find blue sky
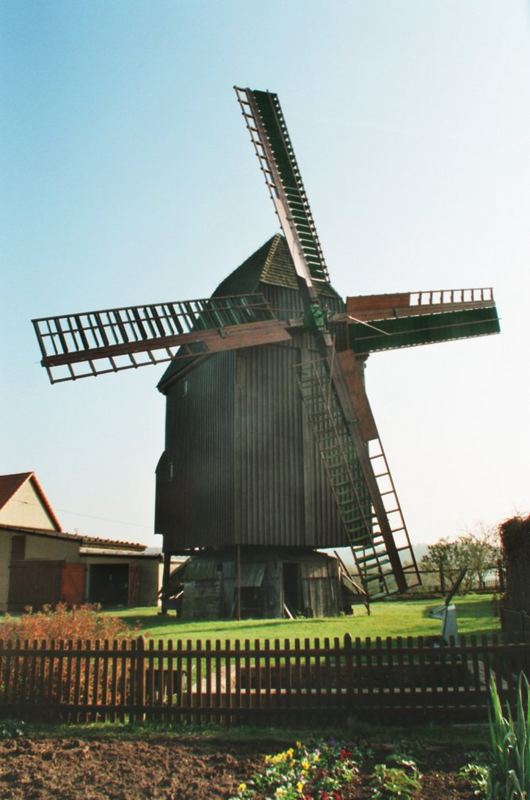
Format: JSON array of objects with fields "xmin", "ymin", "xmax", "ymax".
[{"xmin": 1, "ymin": 0, "xmax": 529, "ymax": 547}]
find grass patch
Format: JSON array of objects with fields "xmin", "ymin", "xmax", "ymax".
[
  {"xmin": 11, "ymin": 719, "xmax": 490, "ymax": 749},
  {"xmin": 106, "ymin": 593, "xmax": 499, "ymax": 643}
]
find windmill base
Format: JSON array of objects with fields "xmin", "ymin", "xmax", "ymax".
[{"xmin": 162, "ymin": 547, "xmax": 360, "ymax": 620}]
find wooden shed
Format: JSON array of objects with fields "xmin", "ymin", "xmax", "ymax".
[{"xmin": 164, "ymin": 548, "xmax": 342, "ymax": 620}]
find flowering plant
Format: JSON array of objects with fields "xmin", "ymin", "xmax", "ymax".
[
  {"xmin": 230, "ymin": 739, "xmax": 358, "ymax": 800},
  {"xmin": 370, "ymin": 756, "xmax": 421, "ymax": 800}
]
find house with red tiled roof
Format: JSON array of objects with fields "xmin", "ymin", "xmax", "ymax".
[{"xmin": 0, "ymin": 472, "xmax": 160, "ymax": 612}]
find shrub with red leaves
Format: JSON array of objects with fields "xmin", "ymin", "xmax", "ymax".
[
  {"xmin": 0, "ymin": 605, "xmax": 142, "ymax": 708},
  {"xmin": 0, "ymin": 603, "xmax": 136, "ymax": 642}
]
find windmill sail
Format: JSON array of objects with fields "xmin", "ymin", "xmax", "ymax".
[
  {"xmin": 33, "ymin": 294, "xmax": 292, "ymax": 383},
  {"xmin": 237, "ymin": 86, "xmax": 421, "ymax": 597},
  {"xmin": 235, "ymin": 87, "xmax": 329, "ymax": 292},
  {"xmin": 342, "ymin": 287, "xmax": 500, "ymax": 354}
]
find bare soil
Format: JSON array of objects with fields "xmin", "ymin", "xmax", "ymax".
[{"xmin": 0, "ymin": 737, "xmax": 479, "ymax": 799}]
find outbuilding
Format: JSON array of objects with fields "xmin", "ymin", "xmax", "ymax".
[{"xmin": 0, "ymin": 472, "xmax": 160, "ymax": 612}]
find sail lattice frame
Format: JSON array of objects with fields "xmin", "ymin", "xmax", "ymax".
[{"xmin": 33, "ymin": 293, "xmax": 290, "ymax": 383}]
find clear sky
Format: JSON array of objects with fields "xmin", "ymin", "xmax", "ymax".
[{"xmin": 1, "ymin": 0, "xmax": 529, "ymax": 549}]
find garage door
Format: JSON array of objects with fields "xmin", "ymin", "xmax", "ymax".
[{"xmin": 8, "ymin": 560, "xmax": 64, "ymax": 612}]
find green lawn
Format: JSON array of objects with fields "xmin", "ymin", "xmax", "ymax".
[{"xmin": 109, "ymin": 593, "xmax": 500, "ymax": 643}]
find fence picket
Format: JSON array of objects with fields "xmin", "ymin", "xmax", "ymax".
[
  {"xmin": 92, "ymin": 640, "xmax": 101, "ymax": 721},
  {"xmin": 244, "ymin": 638, "xmax": 252, "ymax": 719},
  {"xmin": 118, "ymin": 640, "xmax": 127, "ymax": 723},
  {"xmin": 19, "ymin": 640, "xmax": 30, "ymax": 708},
  {"xmin": 459, "ymin": 634, "xmax": 470, "ymax": 703},
  {"xmin": 146, "ymin": 639, "xmax": 154, "ymax": 719},
  {"xmin": 38, "ymin": 640, "xmax": 48, "ymax": 711},
  {"xmin": 234, "ymin": 639, "xmax": 241, "ymax": 723},
  {"xmin": 110, "ymin": 640, "xmax": 118, "ymax": 723},
  {"xmin": 205, "ymin": 639, "xmax": 212, "ymax": 721},
  {"xmin": 344, "ymin": 634, "xmax": 353, "ymax": 711},
  {"xmin": 13, "ymin": 639, "xmax": 22, "ymax": 708},
  {"xmin": 333, "ymin": 637, "xmax": 341, "ymax": 710},
  {"xmin": 101, "ymin": 639, "xmax": 109, "ymax": 718},
  {"xmin": 284, "ymin": 637, "xmax": 292, "ymax": 720},
  {"xmin": 314, "ymin": 637, "xmax": 322, "ymax": 717},
  {"xmin": 254, "ymin": 639, "xmax": 262, "ymax": 723},
  {"xmin": 136, "ymin": 637, "xmax": 145, "ymax": 722},
  {"xmin": 294, "ymin": 637, "xmax": 302, "ymax": 709},
  {"xmin": 175, "ymin": 640, "xmax": 183, "ymax": 723},
  {"xmin": 214, "ymin": 639, "xmax": 222, "ymax": 723},
  {"xmin": 224, "ymin": 640, "xmax": 231, "ymax": 725},
  {"xmin": 167, "ymin": 638, "xmax": 174, "ymax": 722},
  {"xmin": 129, "ymin": 639, "xmax": 137, "ymax": 723},
  {"xmin": 264, "ymin": 639, "xmax": 272, "ymax": 724},
  {"xmin": 481, "ymin": 634, "xmax": 492, "ymax": 697}
]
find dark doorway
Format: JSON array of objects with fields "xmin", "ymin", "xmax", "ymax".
[
  {"xmin": 89, "ymin": 564, "xmax": 129, "ymax": 606},
  {"xmin": 283, "ymin": 562, "xmax": 301, "ymax": 614},
  {"xmin": 239, "ymin": 586, "xmax": 264, "ymax": 618}
]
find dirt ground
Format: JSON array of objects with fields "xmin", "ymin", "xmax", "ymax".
[{"xmin": 0, "ymin": 737, "xmax": 479, "ymax": 799}]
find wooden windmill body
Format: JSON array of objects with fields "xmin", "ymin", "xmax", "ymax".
[{"xmin": 33, "ymin": 88, "xmax": 500, "ymax": 618}]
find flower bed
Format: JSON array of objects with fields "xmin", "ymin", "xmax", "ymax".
[{"xmin": 229, "ymin": 740, "xmax": 359, "ymax": 800}]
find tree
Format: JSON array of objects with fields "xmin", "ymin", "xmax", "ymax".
[
  {"xmin": 454, "ymin": 526, "xmax": 499, "ymax": 591},
  {"xmin": 420, "ymin": 538, "xmax": 459, "ymax": 594},
  {"xmin": 420, "ymin": 526, "xmax": 499, "ymax": 595}
]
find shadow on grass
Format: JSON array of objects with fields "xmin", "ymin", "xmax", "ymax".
[
  {"xmin": 111, "ymin": 612, "xmax": 314, "ymax": 637},
  {"xmin": 150, "ymin": 621, "xmax": 328, "ymax": 638}
]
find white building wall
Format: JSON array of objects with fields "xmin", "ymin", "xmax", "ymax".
[{"xmin": 0, "ymin": 481, "xmax": 59, "ymax": 531}]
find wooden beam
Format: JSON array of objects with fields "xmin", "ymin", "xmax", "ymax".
[{"xmin": 41, "ymin": 319, "xmax": 293, "ymax": 369}]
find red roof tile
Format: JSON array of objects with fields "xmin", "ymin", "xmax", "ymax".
[{"xmin": 0, "ymin": 523, "xmax": 146, "ymax": 551}]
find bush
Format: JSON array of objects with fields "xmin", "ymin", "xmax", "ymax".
[
  {"xmin": 0, "ymin": 605, "xmax": 141, "ymax": 711},
  {"xmin": 500, "ymin": 514, "xmax": 530, "ymax": 615},
  {"xmin": 0, "ymin": 603, "xmax": 135, "ymax": 642}
]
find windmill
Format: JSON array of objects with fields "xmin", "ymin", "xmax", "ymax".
[{"xmin": 32, "ymin": 88, "xmax": 500, "ymax": 618}]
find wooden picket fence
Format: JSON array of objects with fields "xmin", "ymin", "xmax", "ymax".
[{"xmin": 0, "ymin": 634, "xmax": 528, "ymax": 725}]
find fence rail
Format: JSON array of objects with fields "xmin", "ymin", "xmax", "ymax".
[{"xmin": 0, "ymin": 634, "xmax": 528, "ymax": 725}]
